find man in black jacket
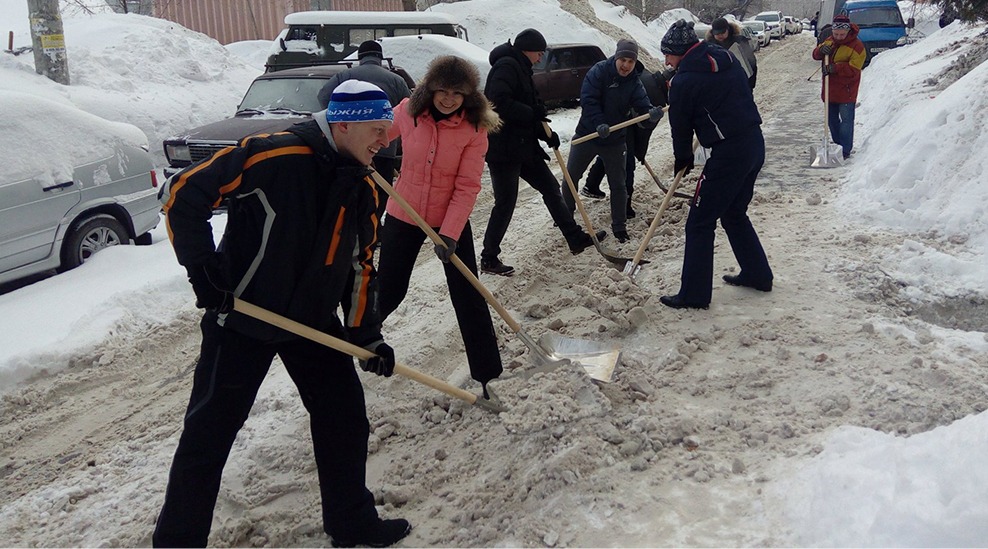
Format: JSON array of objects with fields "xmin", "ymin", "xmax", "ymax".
[
  {"xmin": 480, "ymin": 28, "xmax": 601, "ymax": 276},
  {"xmin": 659, "ymin": 20, "xmax": 773, "ymax": 310},
  {"xmin": 153, "ymin": 80, "xmax": 411, "ymax": 548}
]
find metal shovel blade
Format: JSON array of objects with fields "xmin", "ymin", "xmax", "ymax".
[
  {"xmin": 810, "ymin": 143, "xmax": 845, "ymax": 168},
  {"xmin": 537, "ymin": 332, "xmax": 620, "ymax": 383}
]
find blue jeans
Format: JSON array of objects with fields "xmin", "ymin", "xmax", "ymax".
[{"xmin": 828, "ymin": 102, "xmax": 855, "ymax": 158}]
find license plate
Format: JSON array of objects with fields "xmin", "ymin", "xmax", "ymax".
[{"xmin": 871, "ymin": 47, "xmax": 889, "ymax": 52}]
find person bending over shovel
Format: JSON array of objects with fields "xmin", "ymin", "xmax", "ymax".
[
  {"xmin": 659, "ymin": 20, "xmax": 773, "ymax": 310},
  {"xmin": 480, "ymin": 28, "xmax": 603, "ymax": 276},
  {"xmin": 154, "ymin": 80, "xmax": 410, "ymax": 548},
  {"xmin": 377, "ymin": 55, "xmax": 505, "ymax": 391}
]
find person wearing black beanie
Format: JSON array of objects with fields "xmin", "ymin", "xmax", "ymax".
[
  {"xmin": 480, "ymin": 28, "xmax": 603, "ymax": 275},
  {"xmin": 658, "ymin": 19, "xmax": 773, "ymax": 310}
]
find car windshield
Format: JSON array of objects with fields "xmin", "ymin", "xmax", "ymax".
[
  {"xmin": 744, "ymin": 21, "xmax": 766, "ymax": 30},
  {"xmin": 755, "ymin": 14, "xmax": 780, "ymax": 22},
  {"xmin": 849, "ymin": 7, "xmax": 905, "ymax": 28},
  {"xmin": 238, "ymin": 77, "xmax": 327, "ymax": 114}
]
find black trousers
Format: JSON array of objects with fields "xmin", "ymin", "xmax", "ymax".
[
  {"xmin": 482, "ymin": 159, "xmax": 581, "ymax": 261},
  {"xmin": 153, "ymin": 313, "xmax": 376, "ymax": 547},
  {"xmin": 585, "ymin": 130, "xmax": 638, "ymax": 198},
  {"xmin": 378, "ymin": 218, "xmax": 503, "ymax": 385},
  {"xmin": 677, "ymin": 127, "xmax": 773, "ymax": 305}
]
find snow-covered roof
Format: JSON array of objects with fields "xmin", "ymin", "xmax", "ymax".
[{"xmin": 284, "ymin": 10, "xmax": 458, "ymax": 26}]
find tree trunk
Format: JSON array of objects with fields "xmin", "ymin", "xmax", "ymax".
[{"xmin": 27, "ymin": 0, "xmax": 69, "ymax": 85}]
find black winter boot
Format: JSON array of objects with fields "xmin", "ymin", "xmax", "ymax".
[{"xmin": 331, "ymin": 518, "xmax": 412, "ymax": 548}]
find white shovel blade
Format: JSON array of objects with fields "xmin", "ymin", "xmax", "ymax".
[{"xmin": 809, "ymin": 143, "xmax": 846, "ymax": 168}]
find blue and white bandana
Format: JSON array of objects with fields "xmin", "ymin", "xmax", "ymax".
[{"xmin": 326, "ymin": 80, "xmax": 394, "ymax": 124}]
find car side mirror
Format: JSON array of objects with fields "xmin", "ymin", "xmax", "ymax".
[
  {"xmin": 279, "ymin": 38, "xmax": 287, "ymax": 52},
  {"xmin": 907, "ymin": 17, "xmax": 915, "ymax": 28}
]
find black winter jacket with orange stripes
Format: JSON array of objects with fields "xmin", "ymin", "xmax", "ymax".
[{"xmin": 161, "ymin": 119, "xmax": 383, "ymax": 344}]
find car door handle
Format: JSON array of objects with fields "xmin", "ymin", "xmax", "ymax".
[
  {"xmin": 43, "ymin": 181, "xmax": 74, "ymax": 192},
  {"xmin": 570, "ymin": 69, "xmax": 579, "ymax": 75}
]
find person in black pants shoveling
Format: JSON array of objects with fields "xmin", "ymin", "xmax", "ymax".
[
  {"xmin": 659, "ymin": 20, "xmax": 773, "ymax": 310},
  {"xmin": 581, "ymin": 62, "xmax": 672, "ymax": 219},
  {"xmin": 480, "ymin": 28, "xmax": 604, "ymax": 276},
  {"xmin": 154, "ymin": 80, "xmax": 410, "ymax": 548},
  {"xmin": 561, "ymin": 38, "xmax": 664, "ymax": 243}
]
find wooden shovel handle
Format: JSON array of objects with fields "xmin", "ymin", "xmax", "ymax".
[
  {"xmin": 369, "ymin": 172, "xmax": 523, "ymax": 334},
  {"xmin": 541, "ymin": 121, "xmax": 604, "ymax": 248},
  {"xmin": 570, "ymin": 107, "xmax": 667, "ymax": 146},
  {"xmin": 233, "ymin": 298, "xmax": 479, "ymax": 405}
]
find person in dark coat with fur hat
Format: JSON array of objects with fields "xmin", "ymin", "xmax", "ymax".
[
  {"xmin": 562, "ymin": 38, "xmax": 664, "ymax": 243},
  {"xmin": 377, "ymin": 55, "xmax": 504, "ymax": 391},
  {"xmin": 480, "ymin": 28, "xmax": 603, "ymax": 276},
  {"xmin": 708, "ymin": 17, "xmax": 758, "ymax": 89},
  {"xmin": 658, "ymin": 19, "xmax": 773, "ymax": 310}
]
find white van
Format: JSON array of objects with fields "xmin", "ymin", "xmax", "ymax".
[{"xmin": 266, "ymin": 11, "xmax": 468, "ymax": 71}]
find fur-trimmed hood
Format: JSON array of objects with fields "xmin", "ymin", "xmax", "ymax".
[{"xmin": 407, "ymin": 55, "xmax": 501, "ymax": 131}]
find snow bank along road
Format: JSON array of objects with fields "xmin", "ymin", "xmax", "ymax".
[{"xmin": 2, "ymin": 32, "xmax": 986, "ymax": 547}]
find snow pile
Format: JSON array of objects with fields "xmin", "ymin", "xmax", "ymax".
[{"xmin": 838, "ymin": 22, "xmax": 988, "ymax": 302}]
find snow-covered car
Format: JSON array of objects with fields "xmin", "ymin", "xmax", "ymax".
[
  {"xmin": 743, "ymin": 20, "xmax": 772, "ymax": 48},
  {"xmin": 162, "ymin": 64, "xmax": 414, "ymax": 176},
  {"xmin": 753, "ymin": 11, "xmax": 785, "ymax": 40},
  {"xmin": 0, "ymin": 91, "xmax": 160, "ymax": 285}
]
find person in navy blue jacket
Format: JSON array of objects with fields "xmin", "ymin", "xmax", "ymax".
[
  {"xmin": 561, "ymin": 38, "xmax": 663, "ymax": 243},
  {"xmin": 658, "ymin": 20, "xmax": 774, "ymax": 310}
]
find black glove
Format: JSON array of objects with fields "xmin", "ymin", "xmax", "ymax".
[
  {"xmin": 821, "ymin": 64, "xmax": 836, "ymax": 76},
  {"xmin": 674, "ymin": 157, "xmax": 695, "ymax": 177},
  {"xmin": 819, "ymin": 44, "xmax": 833, "ymax": 56},
  {"xmin": 433, "ymin": 234, "xmax": 457, "ymax": 263},
  {"xmin": 545, "ymin": 131, "xmax": 560, "ymax": 149},
  {"xmin": 596, "ymin": 123, "xmax": 610, "ymax": 139},
  {"xmin": 187, "ymin": 258, "xmax": 233, "ymax": 313},
  {"xmin": 359, "ymin": 340, "xmax": 395, "ymax": 377},
  {"xmin": 648, "ymin": 106, "xmax": 664, "ymax": 123},
  {"xmin": 533, "ymin": 103, "xmax": 547, "ymax": 122}
]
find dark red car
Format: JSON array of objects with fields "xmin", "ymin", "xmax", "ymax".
[{"xmin": 532, "ymin": 43, "xmax": 606, "ymax": 107}]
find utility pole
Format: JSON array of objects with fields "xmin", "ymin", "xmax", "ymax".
[{"xmin": 27, "ymin": 0, "xmax": 69, "ymax": 85}]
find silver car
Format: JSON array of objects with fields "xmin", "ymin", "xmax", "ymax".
[{"xmin": 0, "ymin": 92, "xmax": 161, "ymax": 285}]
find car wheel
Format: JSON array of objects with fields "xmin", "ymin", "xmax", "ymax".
[{"xmin": 62, "ymin": 214, "xmax": 128, "ymax": 271}]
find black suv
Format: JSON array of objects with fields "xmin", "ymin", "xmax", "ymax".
[
  {"xmin": 163, "ymin": 64, "xmax": 414, "ymax": 176},
  {"xmin": 531, "ymin": 43, "xmax": 606, "ymax": 107}
]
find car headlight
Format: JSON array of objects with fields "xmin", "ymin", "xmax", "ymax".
[
  {"xmin": 166, "ymin": 144, "xmax": 191, "ymax": 163},
  {"xmin": 896, "ymin": 36, "xmax": 908, "ymax": 46}
]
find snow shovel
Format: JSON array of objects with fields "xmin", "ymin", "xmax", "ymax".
[
  {"xmin": 810, "ymin": 54, "xmax": 845, "ymax": 168},
  {"xmin": 370, "ymin": 171, "xmax": 620, "ymax": 383},
  {"xmin": 541, "ymin": 121, "xmax": 645, "ymax": 271},
  {"xmin": 623, "ymin": 165, "xmax": 689, "ymax": 278},
  {"xmin": 641, "ymin": 158, "xmax": 692, "ymax": 200},
  {"xmin": 232, "ymin": 298, "xmax": 506, "ymax": 413}
]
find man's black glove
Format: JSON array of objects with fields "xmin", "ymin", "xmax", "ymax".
[
  {"xmin": 821, "ymin": 64, "xmax": 836, "ymax": 76},
  {"xmin": 545, "ymin": 131, "xmax": 560, "ymax": 149},
  {"xmin": 187, "ymin": 258, "xmax": 234, "ymax": 313},
  {"xmin": 596, "ymin": 123, "xmax": 610, "ymax": 139},
  {"xmin": 434, "ymin": 234, "xmax": 457, "ymax": 263},
  {"xmin": 674, "ymin": 157, "xmax": 695, "ymax": 177},
  {"xmin": 819, "ymin": 43, "xmax": 833, "ymax": 56},
  {"xmin": 533, "ymin": 103, "xmax": 547, "ymax": 122},
  {"xmin": 648, "ymin": 106, "xmax": 664, "ymax": 123},
  {"xmin": 359, "ymin": 340, "xmax": 395, "ymax": 377}
]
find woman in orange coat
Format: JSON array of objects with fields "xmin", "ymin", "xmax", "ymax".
[{"xmin": 377, "ymin": 55, "xmax": 504, "ymax": 391}]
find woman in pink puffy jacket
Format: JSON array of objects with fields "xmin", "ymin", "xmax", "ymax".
[{"xmin": 377, "ymin": 55, "xmax": 504, "ymax": 391}]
